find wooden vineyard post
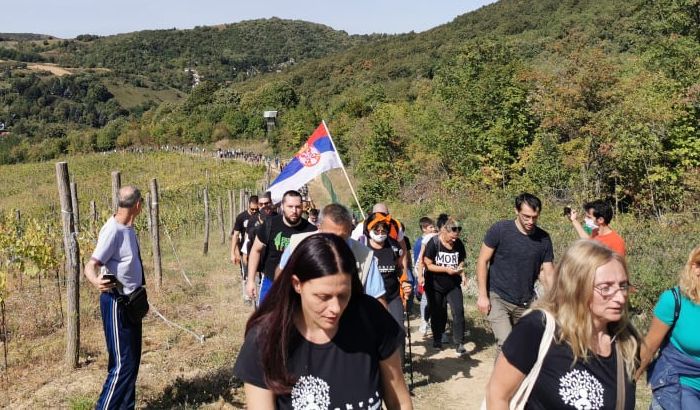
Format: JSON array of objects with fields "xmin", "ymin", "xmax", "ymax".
[
  {"xmin": 203, "ymin": 188, "xmax": 210, "ymax": 255},
  {"xmin": 149, "ymin": 179, "xmax": 162, "ymax": 291},
  {"xmin": 70, "ymin": 182, "xmax": 80, "ymax": 233},
  {"xmin": 228, "ymin": 190, "xmax": 235, "ymax": 242},
  {"xmin": 89, "ymin": 201, "xmax": 97, "ymax": 234},
  {"xmin": 239, "ymin": 189, "xmax": 245, "ymax": 215},
  {"xmin": 55, "ymin": 162, "xmax": 81, "ymax": 369},
  {"xmin": 217, "ymin": 197, "xmax": 225, "ymax": 244},
  {"xmin": 244, "ymin": 191, "xmax": 250, "ymax": 215},
  {"xmin": 144, "ymin": 193, "xmax": 152, "ymax": 232},
  {"xmin": 111, "ymin": 171, "xmax": 121, "ymax": 214}
]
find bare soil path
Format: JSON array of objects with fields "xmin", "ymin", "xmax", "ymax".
[{"xmin": 408, "ymin": 311, "xmax": 496, "ymax": 410}]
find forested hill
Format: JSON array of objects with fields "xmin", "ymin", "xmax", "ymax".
[
  {"xmin": 1, "ymin": 0, "xmax": 699, "ymax": 215},
  {"xmin": 51, "ymin": 18, "xmax": 377, "ymax": 89}
]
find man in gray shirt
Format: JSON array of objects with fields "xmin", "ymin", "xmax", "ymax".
[{"xmin": 84, "ymin": 185, "xmax": 145, "ymax": 409}]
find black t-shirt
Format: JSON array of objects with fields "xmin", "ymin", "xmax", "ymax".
[
  {"xmin": 483, "ymin": 220, "xmax": 554, "ymax": 305},
  {"xmin": 233, "ymin": 294, "xmax": 403, "ymax": 410},
  {"xmin": 502, "ymin": 311, "xmax": 635, "ymax": 410},
  {"xmin": 256, "ymin": 214, "xmax": 316, "ymax": 279},
  {"xmin": 372, "ymin": 239, "xmax": 402, "ymax": 301},
  {"xmin": 233, "ymin": 210, "xmax": 252, "ymax": 249},
  {"xmin": 423, "ymin": 236, "xmax": 466, "ymax": 291}
]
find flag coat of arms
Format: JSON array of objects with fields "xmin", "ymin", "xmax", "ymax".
[{"xmin": 267, "ymin": 123, "xmax": 342, "ymax": 203}]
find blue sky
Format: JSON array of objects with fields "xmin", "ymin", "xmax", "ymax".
[{"xmin": 5, "ymin": 0, "xmax": 496, "ymax": 38}]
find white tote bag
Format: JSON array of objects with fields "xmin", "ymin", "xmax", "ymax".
[{"xmin": 481, "ymin": 309, "xmax": 556, "ymax": 410}]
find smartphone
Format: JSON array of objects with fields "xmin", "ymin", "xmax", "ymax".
[
  {"xmin": 102, "ymin": 273, "xmax": 118, "ymax": 284},
  {"xmin": 563, "ymin": 206, "xmax": 572, "ymax": 217}
]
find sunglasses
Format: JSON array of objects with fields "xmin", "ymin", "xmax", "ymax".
[
  {"xmin": 450, "ymin": 226, "xmax": 462, "ymax": 233},
  {"xmin": 259, "ymin": 201, "xmax": 271, "ymax": 206}
]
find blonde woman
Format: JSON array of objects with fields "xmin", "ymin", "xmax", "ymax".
[
  {"xmin": 486, "ymin": 240, "xmax": 640, "ymax": 409},
  {"xmin": 636, "ymin": 246, "xmax": 700, "ymax": 409}
]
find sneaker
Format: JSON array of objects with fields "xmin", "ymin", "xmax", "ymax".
[
  {"xmin": 441, "ymin": 333, "xmax": 450, "ymax": 344},
  {"xmin": 456, "ymin": 344, "xmax": 468, "ymax": 356},
  {"xmin": 432, "ymin": 340, "xmax": 443, "ymax": 349},
  {"xmin": 419, "ymin": 321, "xmax": 428, "ymax": 335}
]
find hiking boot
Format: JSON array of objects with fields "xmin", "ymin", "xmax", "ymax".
[{"xmin": 432, "ymin": 340, "xmax": 443, "ymax": 349}]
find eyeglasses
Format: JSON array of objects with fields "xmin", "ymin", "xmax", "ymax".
[
  {"xmin": 450, "ymin": 227, "xmax": 462, "ymax": 233},
  {"xmin": 593, "ymin": 283, "xmax": 631, "ymax": 298}
]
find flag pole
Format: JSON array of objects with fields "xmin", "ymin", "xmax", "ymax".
[{"xmin": 322, "ymin": 120, "xmax": 365, "ymax": 219}]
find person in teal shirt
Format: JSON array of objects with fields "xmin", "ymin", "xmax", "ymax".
[{"xmin": 637, "ymin": 245, "xmax": 700, "ymax": 409}]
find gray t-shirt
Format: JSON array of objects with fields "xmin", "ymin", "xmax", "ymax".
[{"xmin": 91, "ymin": 216, "xmax": 143, "ymax": 295}]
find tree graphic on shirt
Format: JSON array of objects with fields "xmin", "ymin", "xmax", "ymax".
[
  {"xmin": 558, "ymin": 369, "xmax": 605, "ymax": 409},
  {"xmin": 291, "ymin": 375, "xmax": 330, "ymax": 410}
]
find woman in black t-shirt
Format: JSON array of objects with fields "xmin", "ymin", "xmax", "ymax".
[
  {"xmin": 422, "ymin": 217, "xmax": 467, "ymax": 353},
  {"xmin": 233, "ymin": 233, "xmax": 412, "ymax": 409},
  {"xmin": 485, "ymin": 240, "xmax": 640, "ymax": 409}
]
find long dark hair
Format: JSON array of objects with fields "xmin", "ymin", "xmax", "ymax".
[{"xmin": 244, "ymin": 233, "xmax": 363, "ymax": 394}]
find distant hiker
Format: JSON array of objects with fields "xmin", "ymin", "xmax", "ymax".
[
  {"xmin": 413, "ymin": 216, "xmax": 436, "ymax": 335},
  {"xmin": 84, "ymin": 186, "xmax": 147, "ymax": 410},
  {"xmin": 422, "ymin": 217, "xmax": 467, "ymax": 354},
  {"xmin": 307, "ymin": 207, "xmax": 319, "ymax": 227},
  {"xmin": 277, "ymin": 203, "xmax": 387, "ymax": 306},
  {"xmin": 234, "ymin": 234, "xmax": 412, "ymax": 409},
  {"xmin": 476, "ymin": 193, "xmax": 554, "ymax": 355},
  {"xmin": 246, "ymin": 190, "xmax": 316, "ymax": 304},
  {"xmin": 568, "ymin": 199, "xmax": 626, "ymax": 256},
  {"xmin": 242, "ymin": 192, "xmax": 275, "ymax": 298},
  {"xmin": 231, "ymin": 195, "xmax": 259, "ymax": 302}
]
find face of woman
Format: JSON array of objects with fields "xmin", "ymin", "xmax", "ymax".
[
  {"xmin": 589, "ymin": 259, "xmax": 629, "ymax": 327},
  {"xmin": 294, "ymin": 272, "xmax": 352, "ymax": 333}
]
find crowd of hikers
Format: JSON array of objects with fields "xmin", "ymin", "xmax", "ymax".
[{"xmin": 84, "ymin": 186, "xmax": 700, "ymax": 409}]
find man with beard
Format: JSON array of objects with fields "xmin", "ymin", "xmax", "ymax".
[
  {"xmin": 476, "ymin": 193, "xmax": 554, "ymax": 356},
  {"xmin": 246, "ymin": 190, "xmax": 316, "ymax": 304}
]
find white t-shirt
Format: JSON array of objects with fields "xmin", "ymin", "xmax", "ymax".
[{"xmin": 91, "ymin": 216, "xmax": 143, "ymax": 295}]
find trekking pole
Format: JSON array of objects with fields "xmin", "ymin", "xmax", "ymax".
[{"xmin": 404, "ymin": 307, "xmax": 414, "ymax": 393}]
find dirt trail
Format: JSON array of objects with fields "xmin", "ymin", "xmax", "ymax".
[{"xmin": 408, "ymin": 317, "xmax": 496, "ymax": 410}]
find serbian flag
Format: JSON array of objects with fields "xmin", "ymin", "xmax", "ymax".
[{"xmin": 268, "ymin": 123, "xmax": 342, "ymax": 203}]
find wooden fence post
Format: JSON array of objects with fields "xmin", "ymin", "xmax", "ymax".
[
  {"xmin": 228, "ymin": 190, "xmax": 235, "ymax": 242},
  {"xmin": 203, "ymin": 188, "xmax": 210, "ymax": 255},
  {"xmin": 239, "ymin": 189, "xmax": 245, "ymax": 215},
  {"xmin": 217, "ymin": 197, "xmax": 225, "ymax": 245},
  {"xmin": 144, "ymin": 192, "xmax": 152, "ymax": 232},
  {"xmin": 89, "ymin": 201, "xmax": 97, "ymax": 234},
  {"xmin": 111, "ymin": 171, "xmax": 121, "ymax": 214},
  {"xmin": 149, "ymin": 179, "xmax": 162, "ymax": 291},
  {"xmin": 70, "ymin": 182, "xmax": 80, "ymax": 233},
  {"xmin": 55, "ymin": 162, "xmax": 81, "ymax": 369}
]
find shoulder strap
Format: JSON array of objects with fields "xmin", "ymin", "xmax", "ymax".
[
  {"xmin": 671, "ymin": 286, "xmax": 681, "ymax": 328},
  {"xmin": 510, "ymin": 309, "xmax": 555, "ymax": 410},
  {"xmin": 615, "ymin": 342, "xmax": 625, "ymax": 410}
]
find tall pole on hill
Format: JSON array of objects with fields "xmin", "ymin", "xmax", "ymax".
[
  {"xmin": 56, "ymin": 162, "xmax": 81, "ymax": 369},
  {"xmin": 322, "ymin": 120, "xmax": 365, "ymax": 219}
]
